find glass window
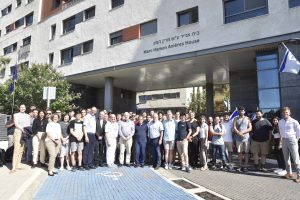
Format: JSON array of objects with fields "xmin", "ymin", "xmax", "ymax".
[
  {"xmin": 3, "ymin": 46, "xmax": 11, "ymax": 55},
  {"xmin": 17, "ymin": 0, "xmax": 22, "ymax": 7},
  {"xmin": 25, "ymin": 12, "xmax": 34, "ymax": 26},
  {"xmin": 224, "ymin": 0, "xmax": 268, "ymax": 23},
  {"xmin": 50, "ymin": 24, "xmax": 56, "ymax": 40},
  {"xmin": 111, "ymin": 0, "xmax": 124, "ymax": 9},
  {"xmin": 49, "ymin": 53, "xmax": 54, "ymax": 65},
  {"xmin": 12, "ymin": 43, "xmax": 17, "ymax": 51},
  {"xmin": 256, "ymin": 53, "xmax": 277, "ymax": 61},
  {"xmin": 84, "ymin": 6, "xmax": 95, "ymax": 20},
  {"xmin": 257, "ymin": 69, "xmax": 279, "ymax": 89},
  {"xmin": 110, "ymin": 31, "xmax": 123, "ymax": 45},
  {"xmin": 52, "ymin": 0, "xmax": 60, "ymax": 9},
  {"xmin": 177, "ymin": 7, "xmax": 198, "ymax": 27},
  {"xmin": 61, "ymin": 48, "xmax": 73, "ymax": 64},
  {"xmin": 23, "ymin": 36, "xmax": 31, "ymax": 46},
  {"xmin": 63, "ymin": 16, "xmax": 75, "ymax": 34},
  {"xmin": 257, "ymin": 59, "xmax": 278, "ymax": 70},
  {"xmin": 83, "ymin": 40, "xmax": 93, "ymax": 53},
  {"xmin": 140, "ymin": 20, "xmax": 157, "ymax": 37},
  {"xmin": 6, "ymin": 25, "xmax": 12, "ymax": 34},
  {"xmin": 15, "ymin": 18, "xmax": 25, "ymax": 29},
  {"xmin": 258, "ymin": 89, "xmax": 280, "ymax": 109},
  {"xmin": 152, "ymin": 94, "xmax": 164, "ymax": 100},
  {"xmin": 289, "ymin": 0, "xmax": 300, "ymax": 8}
]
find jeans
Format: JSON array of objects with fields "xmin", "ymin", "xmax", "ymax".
[
  {"xmin": 150, "ymin": 137, "xmax": 161, "ymax": 167},
  {"xmin": 83, "ymin": 133, "xmax": 96, "ymax": 167},
  {"xmin": 211, "ymin": 144, "xmax": 227, "ymax": 164},
  {"xmin": 135, "ymin": 140, "xmax": 147, "ymax": 165},
  {"xmin": 26, "ymin": 136, "xmax": 33, "ymax": 162}
]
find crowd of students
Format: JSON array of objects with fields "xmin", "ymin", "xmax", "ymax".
[{"xmin": 5, "ymin": 104, "xmax": 300, "ymax": 183}]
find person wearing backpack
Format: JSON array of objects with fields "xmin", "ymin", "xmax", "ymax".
[{"xmin": 176, "ymin": 113, "xmax": 192, "ymax": 172}]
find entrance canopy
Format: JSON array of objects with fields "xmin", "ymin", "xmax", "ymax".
[{"xmin": 67, "ymin": 44, "xmax": 277, "ymax": 92}]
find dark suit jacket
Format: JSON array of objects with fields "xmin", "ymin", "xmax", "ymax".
[{"xmin": 96, "ymin": 119, "xmax": 107, "ymax": 139}]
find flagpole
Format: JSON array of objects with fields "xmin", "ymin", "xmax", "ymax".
[
  {"xmin": 281, "ymin": 42, "xmax": 289, "ymax": 49},
  {"xmin": 11, "ymin": 81, "xmax": 15, "ymax": 114}
]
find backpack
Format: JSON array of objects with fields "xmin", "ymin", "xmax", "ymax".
[{"xmin": 0, "ymin": 148, "xmax": 5, "ymax": 166}]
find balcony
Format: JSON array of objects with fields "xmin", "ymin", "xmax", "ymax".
[{"xmin": 63, "ymin": 0, "xmax": 85, "ymax": 9}]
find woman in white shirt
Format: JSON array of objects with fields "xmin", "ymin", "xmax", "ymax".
[{"xmin": 46, "ymin": 114, "xmax": 63, "ymax": 176}]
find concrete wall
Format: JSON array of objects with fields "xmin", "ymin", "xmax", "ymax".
[{"xmin": 229, "ymin": 70, "xmax": 259, "ymax": 112}]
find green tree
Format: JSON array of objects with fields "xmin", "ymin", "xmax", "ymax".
[
  {"xmin": 189, "ymin": 87, "xmax": 206, "ymax": 114},
  {"xmin": 0, "ymin": 63, "xmax": 81, "ymax": 114}
]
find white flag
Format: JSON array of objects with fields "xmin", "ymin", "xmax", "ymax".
[{"xmin": 279, "ymin": 46, "xmax": 300, "ymax": 75}]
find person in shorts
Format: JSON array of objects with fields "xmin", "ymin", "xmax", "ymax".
[
  {"xmin": 69, "ymin": 112, "xmax": 84, "ymax": 171},
  {"xmin": 233, "ymin": 106, "xmax": 252, "ymax": 172}
]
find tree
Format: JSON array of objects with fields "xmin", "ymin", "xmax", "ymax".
[
  {"xmin": 0, "ymin": 63, "xmax": 81, "ymax": 114},
  {"xmin": 189, "ymin": 87, "xmax": 206, "ymax": 114}
]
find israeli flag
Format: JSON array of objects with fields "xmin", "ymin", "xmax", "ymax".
[
  {"xmin": 279, "ymin": 45, "xmax": 300, "ymax": 75},
  {"xmin": 229, "ymin": 108, "xmax": 238, "ymax": 122}
]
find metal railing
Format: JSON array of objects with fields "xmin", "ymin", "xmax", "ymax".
[{"xmin": 63, "ymin": 0, "xmax": 85, "ymax": 9}]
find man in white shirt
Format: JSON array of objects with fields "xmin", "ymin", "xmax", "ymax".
[
  {"xmin": 148, "ymin": 113, "xmax": 164, "ymax": 170},
  {"xmin": 105, "ymin": 114, "xmax": 119, "ymax": 167},
  {"xmin": 83, "ymin": 107, "xmax": 97, "ymax": 170},
  {"xmin": 278, "ymin": 107, "xmax": 300, "ymax": 183}
]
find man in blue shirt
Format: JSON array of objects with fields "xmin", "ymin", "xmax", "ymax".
[{"xmin": 134, "ymin": 116, "xmax": 148, "ymax": 168}]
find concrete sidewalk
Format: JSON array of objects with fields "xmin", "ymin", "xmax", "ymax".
[{"xmin": 0, "ymin": 163, "xmax": 47, "ymax": 200}]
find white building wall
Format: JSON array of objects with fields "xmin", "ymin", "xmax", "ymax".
[{"xmin": 0, "ymin": 0, "xmax": 300, "ymax": 80}]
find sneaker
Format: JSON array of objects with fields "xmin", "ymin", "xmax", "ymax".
[
  {"xmin": 200, "ymin": 165, "xmax": 208, "ymax": 171},
  {"xmin": 261, "ymin": 165, "xmax": 267, "ymax": 172},
  {"xmin": 154, "ymin": 166, "xmax": 160, "ymax": 170},
  {"xmin": 277, "ymin": 170, "xmax": 287, "ymax": 176},
  {"xmin": 78, "ymin": 166, "xmax": 85, "ymax": 171},
  {"xmin": 243, "ymin": 167, "xmax": 249, "ymax": 172},
  {"xmin": 71, "ymin": 167, "xmax": 76, "ymax": 172},
  {"xmin": 236, "ymin": 167, "xmax": 243, "ymax": 172},
  {"xmin": 211, "ymin": 165, "xmax": 216, "ymax": 170},
  {"xmin": 273, "ymin": 168, "xmax": 283, "ymax": 173},
  {"xmin": 169, "ymin": 164, "xmax": 173, "ymax": 170},
  {"xmin": 186, "ymin": 167, "xmax": 191, "ymax": 173},
  {"xmin": 164, "ymin": 164, "xmax": 169, "ymax": 170},
  {"xmin": 84, "ymin": 166, "xmax": 90, "ymax": 170},
  {"xmin": 67, "ymin": 166, "xmax": 72, "ymax": 171},
  {"xmin": 59, "ymin": 167, "xmax": 64, "ymax": 171},
  {"xmin": 181, "ymin": 166, "xmax": 186, "ymax": 171}
]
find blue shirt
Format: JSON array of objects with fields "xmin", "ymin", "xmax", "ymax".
[
  {"xmin": 135, "ymin": 123, "xmax": 148, "ymax": 142},
  {"xmin": 163, "ymin": 119, "xmax": 177, "ymax": 141}
]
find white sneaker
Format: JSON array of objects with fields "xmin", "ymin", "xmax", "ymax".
[
  {"xmin": 59, "ymin": 167, "xmax": 64, "ymax": 171},
  {"xmin": 165, "ymin": 164, "xmax": 169, "ymax": 170},
  {"xmin": 277, "ymin": 170, "xmax": 287, "ymax": 176},
  {"xmin": 273, "ymin": 168, "xmax": 283, "ymax": 173},
  {"xmin": 67, "ymin": 166, "xmax": 72, "ymax": 171},
  {"xmin": 181, "ymin": 166, "xmax": 186, "ymax": 171},
  {"xmin": 168, "ymin": 164, "xmax": 173, "ymax": 170}
]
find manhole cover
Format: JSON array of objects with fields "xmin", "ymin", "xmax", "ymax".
[
  {"xmin": 195, "ymin": 191, "xmax": 225, "ymax": 200},
  {"xmin": 172, "ymin": 179, "xmax": 198, "ymax": 189}
]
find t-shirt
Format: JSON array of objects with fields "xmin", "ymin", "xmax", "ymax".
[
  {"xmin": 234, "ymin": 117, "xmax": 250, "ymax": 142},
  {"xmin": 135, "ymin": 123, "xmax": 148, "ymax": 142},
  {"xmin": 177, "ymin": 121, "xmax": 191, "ymax": 141},
  {"xmin": 190, "ymin": 120, "xmax": 199, "ymax": 141},
  {"xmin": 212, "ymin": 124, "xmax": 225, "ymax": 145},
  {"xmin": 46, "ymin": 122, "xmax": 61, "ymax": 141},
  {"xmin": 148, "ymin": 120, "xmax": 164, "ymax": 139},
  {"xmin": 252, "ymin": 118, "xmax": 272, "ymax": 142},
  {"xmin": 59, "ymin": 121, "xmax": 69, "ymax": 138},
  {"xmin": 163, "ymin": 119, "xmax": 177, "ymax": 141},
  {"xmin": 69, "ymin": 120, "xmax": 84, "ymax": 142},
  {"xmin": 199, "ymin": 123, "xmax": 208, "ymax": 139},
  {"xmin": 223, "ymin": 121, "xmax": 233, "ymax": 142},
  {"xmin": 105, "ymin": 121, "xmax": 119, "ymax": 138}
]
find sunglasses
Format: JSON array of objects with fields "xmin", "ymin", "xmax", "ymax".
[{"xmin": 47, "ymin": 113, "xmax": 52, "ymax": 115}]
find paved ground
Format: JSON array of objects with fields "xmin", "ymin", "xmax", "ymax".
[
  {"xmin": 161, "ymin": 164, "xmax": 300, "ymax": 200},
  {"xmin": 34, "ymin": 166, "xmax": 197, "ymax": 200}
]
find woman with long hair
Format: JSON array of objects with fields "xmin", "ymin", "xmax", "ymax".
[{"xmin": 198, "ymin": 115, "xmax": 208, "ymax": 171}]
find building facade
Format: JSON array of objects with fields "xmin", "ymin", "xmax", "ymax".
[{"xmin": 0, "ymin": 0, "xmax": 300, "ymax": 118}]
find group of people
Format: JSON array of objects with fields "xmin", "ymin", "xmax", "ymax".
[{"xmin": 5, "ymin": 104, "xmax": 300, "ymax": 183}]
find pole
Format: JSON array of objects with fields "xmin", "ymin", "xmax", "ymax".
[
  {"xmin": 11, "ymin": 81, "xmax": 15, "ymax": 114},
  {"xmin": 47, "ymin": 87, "xmax": 50, "ymax": 108}
]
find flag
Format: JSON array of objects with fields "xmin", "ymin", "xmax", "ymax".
[
  {"xmin": 279, "ymin": 45, "xmax": 300, "ymax": 75},
  {"xmin": 9, "ymin": 82, "xmax": 14, "ymax": 94},
  {"xmin": 251, "ymin": 113, "xmax": 256, "ymax": 121},
  {"xmin": 12, "ymin": 64, "xmax": 18, "ymax": 81},
  {"xmin": 229, "ymin": 108, "xmax": 238, "ymax": 122}
]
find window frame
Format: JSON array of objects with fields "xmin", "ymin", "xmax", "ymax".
[
  {"xmin": 177, "ymin": 6, "xmax": 199, "ymax": 27},
  {"xmin": 289, "ymin": 0, "xmax": 300, "ymax": 8},
  {"xmin": 110, "ymin": 31, "xmax": 123, "ymax": 46},
  {"xmin": 63, "ymin": 15, "xmax": 76, "ymax": 34},
  {"xmin": 25, "ymin": 12, "xmax": 34, "ymax": 27},
  {"xmin": 61, "ymin": 47, "xmax": 73, "ymax": 65},
  {"xmin": 111, "ymin": 0, "xmax": 124, "ymax": 9},
  {"xmin": 82, "ymin": 40, "xmax": 94, "ymax": 54},
  {"xmin": 84, "ymin": 6, "xmax": 95, "ymax": 21}
]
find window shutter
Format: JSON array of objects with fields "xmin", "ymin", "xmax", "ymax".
[{"xmin": 75, "ymin": 12, "xmax": 83, "ymax": 24}]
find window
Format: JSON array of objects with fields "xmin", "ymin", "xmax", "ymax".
[
  {"xmin": 152, "ymin": 94, "xmax": 164, "ymax": 100},
  {"xmin": 111, "ymin": 0, "xmax": 124, "ymax": 9},
  {"xmin": 256, "ymin": 51, "xmax": 280, "ymax": 111},
  {"xmin": 52, "ymin": 0, "xmax": 60, "ymax": 9},
  {"xmin": 12, "ymin": 43, "xmax": 17, "ymax": 52},
  {"xmin": 163, "ymin": 92, "xmax": 180, "ymax": 99},
  {"xmin": 61, "ymin": 48, "xmax": 73, "ymax": 64},
  {"xmin": 25, "ymin": 12, "xmax": 34, "ymax": 26},
  {"xmin": 6, "ymin": 25, "xmax": 12, "ymax": 34},
  {"xmin": 84, "ymin": 6, "xmax": 95, "ymax": 20},
  {"xmin": 23, "ymin": 36, "xmax": 31, "ymax": 46},
  {"xmin": 110, "ymin": 31, "xmax": 123, "ymax": 45},
  {"xmin": 0, "ymin": 30, "xmax": 1, "ymax": 37},
  {"xmin": 224, "ymin": 0, "xmax": 268, "ymax": 23},
  {"xmin": 1, "ymin": 5, "xmax": 12, "ymax": 17},
  {"xmin": 15, "ymin": 18, "xmax": 25, "ymax": 29},
  {"xmin": 16, "ymin": 0, "xmax": 22, "ymax": 7},
  {"xmin": 3, "ymin": 46, "xmax": 11, "ymax": 55},
  {"xmin": 289, "ymin": 0, "xmax": 300, "ymax": 8},
  {"xmin": 177, "ymin": 7, "xmax": 198, "ymax": 27},
  {"xmin": 49, "ymin": 53, "xmax": 54, "ymax": 65},
  {"xmin": 140, "ymin": 20, "xmax": 157, "ymax": 36},
  {"xmin": 83, "ymin": 40, "xmax": 93, "ymax": 53},
  {"xmin": 50, "ymin": 24, "xmax": 56, "ymax": 40},
  {"xmin": 63, "ymin": 16, "xmax": 75, "ymax": 34}
]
